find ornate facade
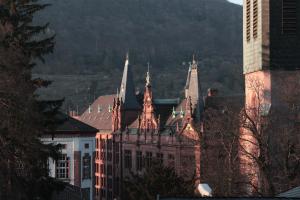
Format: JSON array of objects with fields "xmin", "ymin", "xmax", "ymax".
[{"xmin": 80, "ymin": 55, "xmax": 203, "ymax": 200}]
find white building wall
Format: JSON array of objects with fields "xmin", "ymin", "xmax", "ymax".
[{"xmin": 41, "ymin": 136, "xmax": 95, "ymax": 200}]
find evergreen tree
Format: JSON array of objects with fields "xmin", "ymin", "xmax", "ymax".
[{"xmin": 0, "ymin": 0, "xmax": 64, "ymax": 199}]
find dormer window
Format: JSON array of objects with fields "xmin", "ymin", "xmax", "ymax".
[
  {"xmin": 180, "ymin": 106, "xmax": 185, "ymax": 118},
  {"xmin": 97, "ymin": 105, "xmax": 102, "ymax": 113},
  {"xmin": 172, "ymin": 107, "xmax": 176, "ymax": 118}
]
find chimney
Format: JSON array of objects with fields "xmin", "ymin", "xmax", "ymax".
[{"xmin": 207, "ymin": 88, "xmax": 218, "ymax": 97}]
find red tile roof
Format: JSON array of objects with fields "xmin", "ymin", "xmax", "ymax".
[{"xmin": 80, "ymin": 94, "xmax": 116, "ymax": 131}]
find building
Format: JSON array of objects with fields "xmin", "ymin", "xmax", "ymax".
[
  {"xmin": 80, "ymin": 54, "xmax": 203, "ymax": 200},
  {"xmin": 41, "ymin": 113, "xmax": 98, "ymax": 200},
  {"xmin": 241, "ymin": 0, "xmax": 300, "ymax": 195}
]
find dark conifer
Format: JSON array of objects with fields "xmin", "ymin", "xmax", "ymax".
[{"xmin": 0, "ymin": 0, "xmax": 64, "ymax": 199}]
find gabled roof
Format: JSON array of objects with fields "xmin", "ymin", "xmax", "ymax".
[
  {"xmin": 278, "ymin": 186, "xmax": 300, "ymax": 198},
  {"xmin": 80, "ymin": 95, "xmax": 116, "ymax": 131},
  {"xmin": 119, "ymin": 55, "xmax": 140, "ymax": 110},
  {"xmin": 55, "ymin": 112, "xmax": 98, "ymax": 133}
]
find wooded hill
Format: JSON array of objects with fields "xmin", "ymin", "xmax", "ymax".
[{"xmin": 36, "ymin": 0, "xmax": 243, "ymax": 111}]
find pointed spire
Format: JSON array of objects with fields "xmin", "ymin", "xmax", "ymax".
[
  {"xmin": 192, "ymin": 54, "xmax": 196, "ymax": 64},
  {"xmin": 119, "ymin": 52, "xmax": 140, "ymax": 110},
  {"xmin": 146, "ymin": 62, "xmax": 151, "ymax": 86},
  {"xmin": 116, "ymin": 88, "xmax": 119, "ymax": 99},
  {"xmin": 184, "ymin": 55, "xmax": 203, "ymax": 121}
]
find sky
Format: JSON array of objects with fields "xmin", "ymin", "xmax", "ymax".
[{"xmin": 227, "ymin": 0, "xmax": 243, "ymax": 5}]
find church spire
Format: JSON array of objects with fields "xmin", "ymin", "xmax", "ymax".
[
  {"xmin": 119, "ymin": 52, "xmax": 140, "ymax": 110},
  {"xmin": 184, "ymin": 54, "xmax": 203, "ymax": 121},
  {"xmin": 146, "ymin": 62, "xmax": 151, "ymax": 86},
  {"xmin": 140, "ymin": 65, "xmax": 158, "ymax": 132}
]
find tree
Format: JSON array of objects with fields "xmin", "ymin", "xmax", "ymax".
[
  {"xmin": 0, "ymin": 1, "xmax": 64, "ymax": 199},
  {"xmin": 239, "ymin": 76, "xmax": 300, "ymax": 196},
  {"xmin": 203, "ymin": 76, "xmax": 300, "ymax": 197},
  {"xmin": 123, "ymin": 161, "xmax": 195, "ymax": 200},
  {"xmin": 202, "ymin": 96, "xmax": 241, "ymax": 196}
]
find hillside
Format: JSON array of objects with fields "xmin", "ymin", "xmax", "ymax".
[{"xmin": 36, "ymin": 0, "xmax": 243, "ymax": 111}]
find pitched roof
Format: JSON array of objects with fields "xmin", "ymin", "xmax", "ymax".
[
  {"xmin": 55, "ymin": 113, "xmax": 98, "ymax": 133},
  {"xmin": 278, "ymin": 186, "xmax": 300, "ymax": 198},
  {"xmin": 119, "ymin": 56, "xmax": 140, "ymax": 110},
  {"xmin": 80, "ymin": 94, "xmax": 116, "ymax": 131}
]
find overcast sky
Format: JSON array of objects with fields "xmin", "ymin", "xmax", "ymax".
[{"xmin": 227, "ymin": 0, "xmax": 243, "ymax": 5}]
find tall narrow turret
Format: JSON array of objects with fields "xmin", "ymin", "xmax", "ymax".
[{"xmin": 140, "ymin": 66, "xmax": 158, "ymax": 132}]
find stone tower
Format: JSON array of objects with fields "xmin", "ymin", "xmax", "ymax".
[{"xmin": 241, "ymin": 0, "xmax": 300, "ymax": 195}]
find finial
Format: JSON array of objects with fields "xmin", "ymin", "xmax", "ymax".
[
  {"xmin": 172, "ymin": 107, "xmax": 176, "ymax": 118},
  {"xmin": 180, "ymin": 106, "xmax": 184, "ymax": 118},
  {"xmin": 126, "ymin": 51, "xmax": 129, "ymax": 61},
  {"xmin": 192, "ymin": 54, "xmax": 196, "ymax": 64},
  {"xmin": 124, "ymin": 52, "xmax": 129, "ymax": 67},
  {"xmin": 146, "ymin": 62, "xmax": 151, "ymax": 86}
]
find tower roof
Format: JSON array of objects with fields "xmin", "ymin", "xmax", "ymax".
[
  {"xmin": 184, "ymin": 56, "xmax": 203, "ymax": 121},
  {"xmin": 119, "ymin": 53, "xmax": 140, "ymax": 110}
]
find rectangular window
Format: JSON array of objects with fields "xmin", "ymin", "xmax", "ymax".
[
  {"xmin": 96, "ymin": 151, "xmax": 99, "ymax": 160},
  {"xmin": 246, "ymin": 0, "xmax": 251, "ymax": 42},
  {"xmin": 107, "ymin": 152, "xmax": 112, "ymax": 162},
  {"xmin": 108, "ymin": 178, "xmax": 113, "ymax": 189},
  {"xmin": 168, "ymin": 154, "xmax": 175, "ymax": 167},
  {"xmin": 156, "ymin": 153, "xmax": 163, "ymax": 164},
  {"xmin": 115, "ymin": 151, "xmax": 119, "ymax": 164},
  {"xmin": 82, "ymin": 153, "xmax": 91, "ymax": 179},
  {"xmin": 96, "ymin": 163, "xmax": 99, "ymax": 173},
  {"xmin": 100, "ymin": 164, "xmax": 105, "ymax": 174},
  {"xmin": 107, "ymin": 139, "xmax": 112, "ymax": 150},
  {"xmin": 101, "ymin": 189, "xmax": 106, "ymax": 197},
  {"xmin": 100, "ymin": 152, "xmax": 105, "ymax": 160},
  {"xmin": 114, "ymin": 142, "xmax": 119, "ymax": 152},
  {"xmin": 96, "ymin": 138, "xmax": 99, "ymax": 149},
  {"xmin": 136, "ymin": 151, "xmax": 143, "ymax": 171},
  {"xmin": 96, "ymin": 177, "xmax": 99, "ymax": 186},
  {"xmin": 124, "ymin": 150, "xmax": 132, "ymax": 169},
  {"xmin": 282, "ymin": 0, "xmax": 297, "ymax": 34},
  {"xmin": 107, "ymin": 164, "xmax": 112, "ymax": 176},
  {"xmin": 253, "ymin": 0, "xmax": 258, "ymax": 38},
  {"xmin": 55, "ymin": 154, "xmax": 69, "ymax": 179},
  {"xmin": 145, "ymin": 152, "xmax": 152, "ymax": 168},
  {"xmin": 108, "ymin": 191, "xmax": 113, "ymax": 200},
  {"xmin": 114, "ymin": 177, "xmax": 120, "ymax": 195},
  {"xmin": 84, "ymin": 143, "xmax": 89, "ymax": 149},
  {"xmin": 101, "ymin": 177, "xmax": 106, "ymax": 187},
  {"xmin": 100, "ymin": 139, "xmax": 106, "ymax": 150}
]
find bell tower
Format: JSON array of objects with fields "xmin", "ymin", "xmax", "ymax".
[{"xmin": 241, "ymin": 0, "xmax": 300, "ymax": 195}]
